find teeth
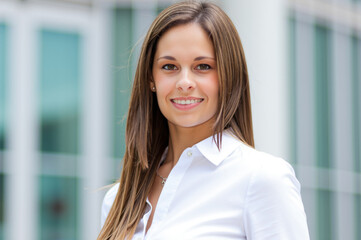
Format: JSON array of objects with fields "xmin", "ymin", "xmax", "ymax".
[{"xmin": 173, "ymin": 99, "xmax": 202, "ymax": 105}]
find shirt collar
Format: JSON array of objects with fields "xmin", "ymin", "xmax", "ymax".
[{"xmin": 195, "ymin": 129, "xmax": 244, "ymax": 166}]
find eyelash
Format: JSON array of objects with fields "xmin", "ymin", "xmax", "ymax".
[
  {"xmin": 161, "ymin": 64, "xmax": 212, "ymax": 71},
  {"xmin": 162, "ymin": 64, "xmax": 178, "ymax": 70},
  {"xmin": 196, "ymin": 64, "xmax": 211, "ymax": 70}
]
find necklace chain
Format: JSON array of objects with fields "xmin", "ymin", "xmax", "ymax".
[{"xmin": 156, "ymin": 171, "xmax": 167, "ymax": 186}]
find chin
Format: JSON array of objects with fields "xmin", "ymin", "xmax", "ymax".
[{"xmin": 168, "ymin": 117, "xmax": 215, "ymax": 129}]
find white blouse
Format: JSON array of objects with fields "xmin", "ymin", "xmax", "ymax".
[{"xmin": 101, "ymin": 130, "xmax": 310, "ymax": 240}]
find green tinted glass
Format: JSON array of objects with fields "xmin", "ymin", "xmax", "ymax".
[
  {"xmin": 112, "ymin": 9, "xmax": 133, "ymax": 178},
  {"xmin": 39, "ymin": 176, "xmax": 78, "ymax": 240},
  {"xmin": 356, "ymin": 194, "xmax": 361, "ymax": 240},
  {"xmin": 352, "ymin": 36, "xmax": 361, "ymax": 240},
  {"xmin": 317, "ymin": 189, "xmax": 334, "ymax": 240},
  {"xmin": 314, "ymin": 24, "xmax": 332, "ymax": 169},
  {"xmin": 0, "ymin": 22, "xmax": 7, "ymax": 240},
  {"xmin": 352, "ymin": 36, "xmax": 360, "ymax": 173},
  {"xmin": 39, "ymin": 29, "xmax": 81, "ymax": 154},
  {"xmin": 314, "ymin": 24, "xmax": 333, "ymax": 240},
  {"xmin": 0, "ymin": 23, "xmax": 7, "ymax": 150},
  {"xmin": 39, "ymin": 29, "xmax": 81, "ymax": 239},
  {"xmin": 0, "ymin": 174, "xmax": 3, "ymax": 240}
]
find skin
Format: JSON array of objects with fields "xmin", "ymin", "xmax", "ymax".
[{"xmin": 147, "ymin": 23, "xmax": 219, "ymax": 232}]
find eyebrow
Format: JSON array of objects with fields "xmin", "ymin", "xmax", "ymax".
[{"xmin": 156, "ymin": 56, "xmax": 215, "ymax": 61}]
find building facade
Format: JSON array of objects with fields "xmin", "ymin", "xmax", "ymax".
[{"xmin": 0, "ymin": 0, "xmax": 360, "ymax": 239}]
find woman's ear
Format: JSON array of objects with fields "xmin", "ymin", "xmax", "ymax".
[{"xmin": 150, "ymin": 82, "xmax": 156, "ymax": 92}]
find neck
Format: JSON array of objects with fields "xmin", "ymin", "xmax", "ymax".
[{"xmin": 165, "ymin": 119, "xmax": 215, "ymax": 167}]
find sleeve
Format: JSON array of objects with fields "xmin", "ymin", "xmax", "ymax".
[
  {"xmin": 100, "ymin": 183, "xmax": 120, "ymax": 228},
  {"xmin": 243, "ymin": 157, "xmax": 310, "ymax": 240}
]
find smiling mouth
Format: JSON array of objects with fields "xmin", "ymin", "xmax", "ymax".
[{"xmin": 171, "ymin": 98, "xmax": 204, "ymax": 105}]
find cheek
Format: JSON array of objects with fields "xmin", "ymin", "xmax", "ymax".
[
  {"xmin": 204, "ymin": 74, "xmax": 219, "ymax": 102},
  {"xmin": 155, "ymin": 78, "xmax": 173, "ymax": 95},
  {"xmin": 154, "ymin": 77, "xmax": 174, "ymax": 110}
]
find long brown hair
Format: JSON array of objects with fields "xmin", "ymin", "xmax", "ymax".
[{"xmin": 98, "ymin": 1, "xmax": 254, "ymax": 239}]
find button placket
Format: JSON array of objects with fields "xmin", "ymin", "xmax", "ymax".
[{"xmin": 148, "ymin": 147, "xmax": 194, "ymax": 235}]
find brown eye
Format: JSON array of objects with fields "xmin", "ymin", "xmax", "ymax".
[
  {"xmin": 196, "ymin": 64, "xmax": 211, "ymax": 70},
  {"xmin": 162, "ymin": 64, "xmax": 178, "ymax": 70}
]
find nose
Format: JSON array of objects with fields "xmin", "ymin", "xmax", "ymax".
[{"xmin": 175, "ymin": 69, "xmax": 195, "ymax": 92}]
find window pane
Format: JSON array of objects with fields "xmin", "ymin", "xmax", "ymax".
[
  {"xmin": 0, "ymin": 23, "xmax": 7, "ymax": 151},
  {"xmin": 314, "ymin": 24, "xmax": 334, "ymax": 240},
  {"xmin": 0, "ymin": 22, "xmax": 8, "ymax": 240},
  {"xmin": 352, "ymin": 36, "xmax": 360, "ymax": 173},
  {"xmin": 356, "ymin": 194, "xmax": 361, "ymax": 240},
  {"xmin": 38, "ymin": 29, "xmax": 81, "ymax": 240},
  {"xmin": 39, "ymin": 176, "xmax": 77, "ymax": 240},
  {"xmin": 112, "ymin": 8, "xmax": 133, "ymax": 179},
  {"xmin": 314, "ymin": 24, "xmax": 332, "ymax": 169},
  {"xmin": 317, "ymin": 189, "xmax": 334, "ymax": 240},
  {"xmin": 0, "ymin": 174, "xmax": 4, "ymax": 240},
  {"xmin": 39, "ymin": 29, "xmax": 81, "ymax": 154},
  {"xmin": 352, "ymin": 36, "xmax": 361, "ymax": 240}
]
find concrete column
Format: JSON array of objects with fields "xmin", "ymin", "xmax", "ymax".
[
  {"xmin": 332, "ymin": 26, "xmax": 355, "ymax": 240},
  {"xmin": 5, "ymin": 2, "xmax": 38, "ymax": 240},
  {"xmin": 294, "ymin": 13, "xmax": 317, "ymax": 238},
  {"xmin": 79, "ymin": 5, "xmax": 112, "ymax": 240},
  {"xmin": 132, "ymin": 0, "xmax": 157, "ymax": 76},
  {"xmin": 221, "ymin": 0, "xmax": 290, "ymax": 160}
]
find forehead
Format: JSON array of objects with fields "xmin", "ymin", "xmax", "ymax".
[{"xmin": 154, "ymin": 23, "xmax": 215, "ymax": 58}]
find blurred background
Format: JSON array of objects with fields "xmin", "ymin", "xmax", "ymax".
[{"xmin": 0, "ymin": 0, "xmax": 360, "ymax": 239}]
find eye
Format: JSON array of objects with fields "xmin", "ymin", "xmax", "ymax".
[
  {"xmin": 196, "ymin": 64, "xmax": 211, "ymax": 70},
  {"xmin": 162, "ymin": 64, "xmax": 178, "ymax": 70}
]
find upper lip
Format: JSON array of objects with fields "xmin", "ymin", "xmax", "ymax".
[{"xmin": 171, "ymin": 97, "xmax": 204, "ymax": 101}]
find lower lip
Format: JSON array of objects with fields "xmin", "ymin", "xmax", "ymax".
[{"xmin": 171, "ymin": 100, "xmax": 203, "ymax": 110}]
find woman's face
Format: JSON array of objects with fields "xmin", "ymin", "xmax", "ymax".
[{"xmin": 152, "ymin": 23, "xmax": 219, "ymax": 130}]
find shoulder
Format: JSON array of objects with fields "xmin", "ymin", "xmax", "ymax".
[
  {"xmin": 222, "ymin": 139, "xmax": 301, "ymax": 201},
  {"xmin": 237, "ymin": 144, "xmax": 304, "ymax": 216},
  {"xmin": 100, "ymin": 183, "xmax": 120, "ymax": 227},
  {"xmin": 102, "ymin": 183, "xmax": 119, "ymax": 209},
  {"xmin": 238, "ymin": 143, "xmax": 296, "ymax": 183},
  {"xmin": 237, "ymin": 146, "xmax": 309, "ymax": 239},
  {"xmin": 219, "ymin": 132, "xmax": 298, "ymax": 190},
  {"xmin": 222, "ymin": 130, "xmax": 294, "ymax": 173}
]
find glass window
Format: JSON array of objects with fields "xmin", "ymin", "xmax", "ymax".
[
  {"xmin": 356, "ymin": 194, "xmax": 361, "ymax": 240},
  {"xmin": 317, "ymin": 189, "xmax": 334, "ymax": 240},
  {"xmin": 314, "ymin": 24, "xmax": 334, "ymax": 240},
  {"xmin": 314, "ymin": 24, "xmax": 332, "ymax": 169},
  {"xmin": 352, "ymin": 36, "xmax": 360, "ymax": 173},
  {"xmin": 352, "ymin": 35, "xmax": 361, "ymax": 240},
  {"xmin": 157, "ymin": 4, "xmax": 167, "ymax": 14},
  {"xmin": 40, "ymin": 176, "xmax": 78, "ymax": 240},
  {"xmin": 38, "ymin": 29, "xmax": 82, "ymax": 240},
  {"xmin": 39, "ymin": 30, "xmax": 81, "ymax": 155},
  {"xmin": 0, "ymin": 174, "xmax": 3, "ymax": 240},
  {"xmin": 112, "ymin": 8, "xmax": 133, "ymax": 180},
  {"xmin": 0, "ymin": 24, "xmax": 6, "ymax": 150},
  {"xmin": 0, "ymin": 22, "xmax": 8, "ymax": 240}
]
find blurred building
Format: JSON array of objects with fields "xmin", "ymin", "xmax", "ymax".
[{"xmin": 0, "ymin": 0, "xmax": 360, "ymax": 239}]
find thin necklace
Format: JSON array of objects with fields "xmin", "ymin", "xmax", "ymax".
[{"xmin": 156, "ymin": 171, "xmax": 167, "ymax": 186}]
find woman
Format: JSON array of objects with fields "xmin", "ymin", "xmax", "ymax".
[{"xmin": 98, "ymin": 1, "xmax": 310, "ymax": 239}]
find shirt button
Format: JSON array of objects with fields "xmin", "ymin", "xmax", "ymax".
[{"xmin": 187, "ymin": 151, "xmax": 192, "ymax": 157}]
